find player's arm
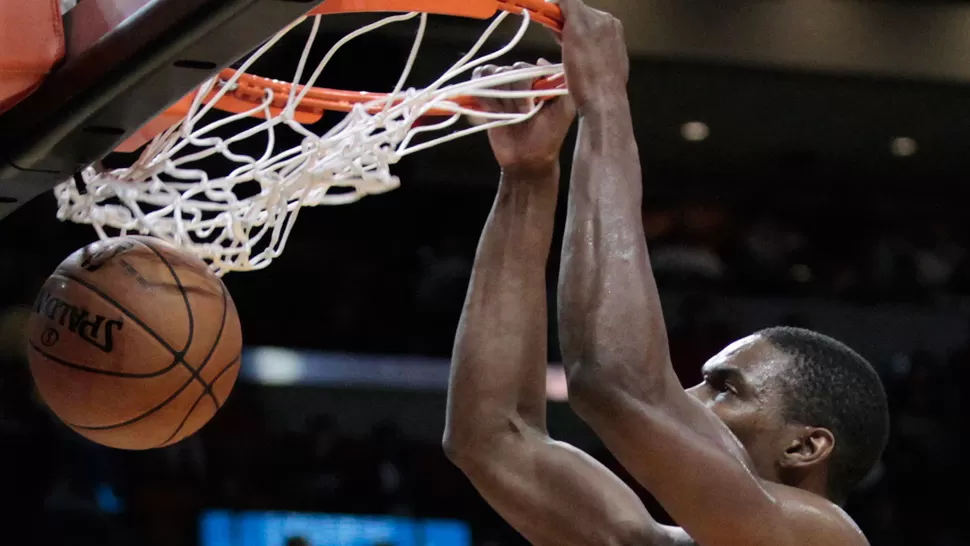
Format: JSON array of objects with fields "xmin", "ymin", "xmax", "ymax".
[
  {"xmin": 443, "ymin": 64, "xmax": 682, "ymax": 546},
  {"xmin": 554, "ymin": 2, "xmax": 841, "ymax": 545}
]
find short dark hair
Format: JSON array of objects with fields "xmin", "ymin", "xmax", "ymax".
[{"xmin": 757, "ymin": 327, "xmax": 889, "ymax": 502}]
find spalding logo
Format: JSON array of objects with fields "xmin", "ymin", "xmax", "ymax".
[{"xmin": 33, "ymin": 289, "xmax": 124, "ymax": 353}]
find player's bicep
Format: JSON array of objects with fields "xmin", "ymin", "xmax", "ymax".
[
  {"xmin": 454, "ymin": 423, "xmax": 674, "ymax": 546},
  {"xmin": 571, "ymin": 386, "xmax": 794, "ymax": 546}
]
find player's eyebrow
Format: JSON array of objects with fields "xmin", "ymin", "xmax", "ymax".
[{"xmin": 701, "ymin": 363, "xmax": 747, "ymax": 387}]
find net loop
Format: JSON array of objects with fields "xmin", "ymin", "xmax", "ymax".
[{"xmin": 57, "ymin": 4, "xmax": 567, "ymax": 275}]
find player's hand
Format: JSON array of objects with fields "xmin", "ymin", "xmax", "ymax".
[
  {"xmin": 473, "ymin": 61, "xmax": 576, "ymax": 175},
  {"xmin": 557, "ymin": 0, "xmax": 630, "ymax": 111}
]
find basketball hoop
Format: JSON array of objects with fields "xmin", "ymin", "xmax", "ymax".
[{"xmin": 55, "ymin": 0, "xmax": 566, "ymax": 275}]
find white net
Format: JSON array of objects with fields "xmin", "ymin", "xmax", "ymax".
[{"xmin": 55, "ymin": 8, "xmax": 565, "ymax": 275}]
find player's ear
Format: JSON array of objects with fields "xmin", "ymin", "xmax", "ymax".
[{"xmin": 780, "ymin": 426, "xmax": 834, "ymax": 469}]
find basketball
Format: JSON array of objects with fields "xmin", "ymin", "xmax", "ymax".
[{"xmin": 26, "ymin": 236, "xmax": 243, "ymax": 450}]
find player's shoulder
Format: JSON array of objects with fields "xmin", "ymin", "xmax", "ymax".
[
  {"xmin": 653, "ymin": 487, "xmax": 866, "ymax": 546},
  {"xmin": 769, "ymin": 482, "xmax": 870, "ymax": 546}
]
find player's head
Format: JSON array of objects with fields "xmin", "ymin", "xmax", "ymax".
[{"xmin": 685, "ymin": 326, "xmax": 889, "ymax": 503}]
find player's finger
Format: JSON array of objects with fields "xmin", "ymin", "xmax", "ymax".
[
  {"xmin": 511, "ymin": 60, "xmax": 537, "ymax": 83},
  {"xmin": 509, "ymin": 61, "xmax": 538, "ymax": 113},
  {"xmin": 492, "ymin": 66, "xmax": 520, "ymax": 114},
  {"xmin": 557, "ymin": 0, "xmax": 611, "ymax": 34},
  {"xmin": 558, "ymin": 0, "xmax": 600, "ymax": 19},
  {"xmin": 531, "ymin": 58, "xmax": 568, "ymax": 116},
  {"xmin": 556, "ymin": 0, "xmax": 582, "ymax": 19},
  {"xmin": 545, "ymin": 0, "xmax": 567, "ymax": 42},
  {"xmin": 472, "ymin": 65, "xmax": 504, "ymax": 114},
  {"xmin": 473, "ymin": 64, "xmax": 498, "ymax": 81}
]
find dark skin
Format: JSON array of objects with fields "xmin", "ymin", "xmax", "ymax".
[
  {"xmin": 446, "ymin": 1, "xmax": 874, "ymax": 545},
  {"xmin": 556, "ymin": 0, "xmax": 870, "ymax": 544},
  {"xmin": 442, "ymin": 61, "xmax": 690, "ymax": 546}
]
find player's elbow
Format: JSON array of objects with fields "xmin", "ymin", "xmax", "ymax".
[
  {"xmin": 443, "ymin": 415, "xmax": 534, "ymax": 469},
  {"xmin": 442, "ymin": 403, "xmax": 490, "ymax": 466},
  {"xmin": 441, "ymin": 431, "xmax": 471, "ymax": 465},
  {"xmin": 442, "ymin": 426, "xmax": 499, "ymax": 469},
  {"xmin": 442, "ymin": 407, "xmax": 495, "ymax": 466},
  {"xmin": 443, "ymin": 431, "xmax": 509, "ymax": 480}
]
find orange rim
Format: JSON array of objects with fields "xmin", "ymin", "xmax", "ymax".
[
  {"xmin": 115, "ymin": 0, "xmax": 564, "ymax": 153},
  {"xmin": 223, "ymin": 69, "xmax": 566, "ymax": 118}
]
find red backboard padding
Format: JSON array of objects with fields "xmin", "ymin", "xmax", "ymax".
[{"xmin": 0, "ymin": 0, "xmax": 66, "ymax": 114}]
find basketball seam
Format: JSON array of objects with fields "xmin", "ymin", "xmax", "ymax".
[
  {"xmin": 124, "ymin": 238, "xmax": 237, "ymax": 447},
  {"xmin": 136, "ymin": 239, "xmax": 219, "ymax": 409},
  {"xmin": 158, "ymin": 353, "xmax": 241, "ymax": 448},
  {"xmin": 56, "ymin": 336, "xmax": 237, "ymax": 433},
  {"xmin": 151, "ymin": 268, "xmax": 235, "ymax": 447},
  {"xmin": 27, "ymin": 340, "xmax": 179, "ymax": 378},
  {"xmin": 60, "ymin": 361, "xmax": 204, "ymax": 431}
]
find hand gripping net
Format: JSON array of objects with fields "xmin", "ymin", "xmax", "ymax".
[{"xmin": 55, "ymin": 2, "xmax": 566, "ymax": 275}]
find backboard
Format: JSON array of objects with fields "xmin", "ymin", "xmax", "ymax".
[{"xmin": 0, "ymin": 0, "xmax": 328, "ymax": 221}]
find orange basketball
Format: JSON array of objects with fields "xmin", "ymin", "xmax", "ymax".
[{"xmin": 26, "ymin": 236, "xmax": 242, "ymax": 450}]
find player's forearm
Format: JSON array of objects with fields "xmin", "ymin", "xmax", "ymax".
[
  {"xmin": 444, "ymin": 167, "xmax": 559, "ymax": 455},
  {"xmin": 558, "ymin": 98, "xmax": 677, "ymax": 400}
]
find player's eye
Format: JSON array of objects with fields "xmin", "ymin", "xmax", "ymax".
[{"xmin": 705, "ymin": 375, "xmax": 736, "ymax": 395}]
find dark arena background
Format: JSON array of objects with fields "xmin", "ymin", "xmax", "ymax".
[{"xmin": 2, "ymin": 0, "xmax": 970, "ymax": 545}]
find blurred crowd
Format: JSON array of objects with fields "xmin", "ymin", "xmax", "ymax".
[
  {"xmin": 217, "ymin": 189, "xmax": 970, "ymax": 356},
  {"xmin": 640, "ymin": 197, "xmax": 970, "ymax": 303},
  {"xmin": 3, "ymin": 190, "xmax": 970, "ymax": 352}
]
